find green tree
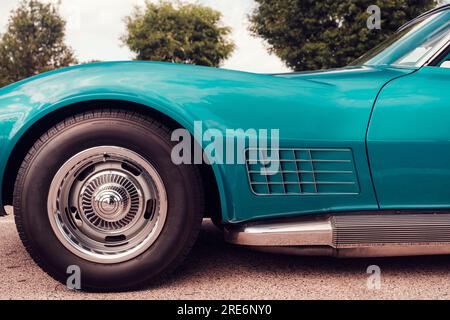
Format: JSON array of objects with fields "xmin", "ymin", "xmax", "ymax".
[
  {"xmin": 122, "ymin": 1, "xmax": 235, "ymax": 67},
  {"xmin": 250, "ymin": 0, "xmax": 437, "ymax": 71},
  {"xmin": 0, "ymin": 0, "xmax": 76, "ymax": 87}
]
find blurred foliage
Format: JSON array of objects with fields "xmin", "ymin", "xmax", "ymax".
[
  {"xmin": 122, "ymin": 0, "xmax": 235, "ymax": 67},
  {"xmin": 0, "ymin": 0, "xmax": 77, "ymax": 87},
  {"xmin": 250, "ymin": 0, "xmax": 437, "ymax": 71}
]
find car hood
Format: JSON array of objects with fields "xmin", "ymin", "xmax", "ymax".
[
  {"xmin": 0, "ymin": 62, "xmax": 415, "ymax": 94},
  {"xmin": 274, "ymin": 65, "xmax": 417, "ymax": 88}
]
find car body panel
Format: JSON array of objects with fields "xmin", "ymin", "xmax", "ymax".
[
  {"xmin": 367, "ymin": 66, "xmax": 450, "ymax": 209},
  {"xmin": 0, "ymin": 62, "xmax": 414, "ymax": 222}
]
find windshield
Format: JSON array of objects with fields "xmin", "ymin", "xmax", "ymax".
[{"xmin": 351, "ymin": 10, "xmax": 450, "ymax": 67}]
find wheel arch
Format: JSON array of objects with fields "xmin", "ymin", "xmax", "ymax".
[{"xmin": 1, "ymin": 98, "xmax": 225, "ymax": 223}]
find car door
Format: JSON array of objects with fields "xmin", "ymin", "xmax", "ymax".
[{"xmin": 367, "ymin": 61, "xmax": 450, "ymax": 209}]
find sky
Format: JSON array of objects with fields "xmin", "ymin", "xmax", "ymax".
[{"xmin": 0, "ymin": 0, "xmax": 291, "ymax": 73}]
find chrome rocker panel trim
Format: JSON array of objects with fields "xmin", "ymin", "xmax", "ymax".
[{"xmin": 224, "ymin": 213, "xmax": 450, "ymax": 257}]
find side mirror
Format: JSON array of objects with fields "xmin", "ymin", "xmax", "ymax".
[{"xmin": 441, "ymin": 61, "xmax": 450, "ymax": 68}]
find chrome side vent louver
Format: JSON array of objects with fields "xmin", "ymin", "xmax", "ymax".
[{"xmin": 245, "ymin": 148, "xmax": 360, "ymax": 196}]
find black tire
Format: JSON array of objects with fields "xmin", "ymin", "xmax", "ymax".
[{"xmin": 13, "ymin": 109, "xmax": 204, "ymax": 291}]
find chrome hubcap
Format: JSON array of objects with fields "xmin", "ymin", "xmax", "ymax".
[{"xmin": 47, "ymin": 146, "xmax": 167, "ymax": 264}]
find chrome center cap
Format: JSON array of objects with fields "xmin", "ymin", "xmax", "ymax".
[
  {"xmin": 92, "ymin": 183, "xmax": 130, "ymax": 221},
  {"xmin": 79, "ymin": 171, "xmax": 141, "ymax": 231}
]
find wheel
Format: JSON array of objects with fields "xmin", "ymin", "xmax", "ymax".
[{"xmin": 13, "ymin": 110, "xmax": 204, "ymax": 291}]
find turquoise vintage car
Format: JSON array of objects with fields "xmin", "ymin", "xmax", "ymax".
[{"xmin": 0, "ymin": 5, "xmax": 449, "ymax": 291}]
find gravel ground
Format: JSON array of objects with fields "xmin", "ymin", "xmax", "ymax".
[{"xmin": 1, "ymin": 206, "xmax": 450, "ymax": 300}]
